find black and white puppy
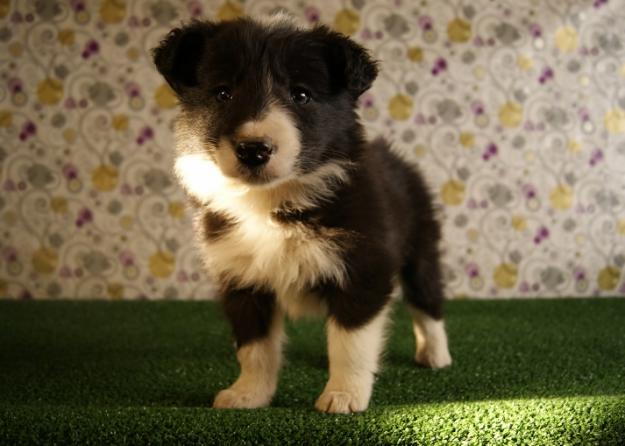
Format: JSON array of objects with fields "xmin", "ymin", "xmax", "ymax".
[{"xmin": 153, "ymin": 15, "xmax": 451, "ymax": 414}]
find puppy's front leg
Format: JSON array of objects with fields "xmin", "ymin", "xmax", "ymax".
[
  {"xmin": 315, "ymin": 305, "xmax": 390, "ymax": 414},
  {"xmin": 213, "ymin": 287, "xmax": 284, "ymax": 409}
]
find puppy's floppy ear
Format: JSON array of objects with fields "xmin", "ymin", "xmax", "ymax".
[
  {"xmin": 152, "ymin": 21, "xmax": 216, "ymax": 93},
  {"xmin": 318, "ymin": 27, "xmax": 378, "ymax": 99}
]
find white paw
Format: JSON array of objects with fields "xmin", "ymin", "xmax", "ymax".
[
  {"xmin": 314, "ymin": 389, "xmax": 368, "ymax": 414},
  {"xmin": 212, "ymin": 387, "xmax": 272, "ymax": 409},
  {"xmin": 415, "ymin": 345, "xmax": 452, "ymax": 369}
]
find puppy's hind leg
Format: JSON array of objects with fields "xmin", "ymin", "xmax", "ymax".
[
  {"xmin": 401, "ymin": 257, "xmax": 452, "ymax": 369},
  {"xmin": 213, "ymin": 287, "xmax": 285, "ymax": 409}
]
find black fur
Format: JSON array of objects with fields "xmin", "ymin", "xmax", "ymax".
[
  {"xmin": 202, "ymin": 209, "xmax": 235, "ymax": 240},
  {"xmin": 153, "ymin": 18, "xmax": 445, "ymax": 345}
]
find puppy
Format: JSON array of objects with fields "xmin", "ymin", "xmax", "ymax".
[{"xmin": 153, "ymin": 15, "xmax": 452, "ymax": 414}]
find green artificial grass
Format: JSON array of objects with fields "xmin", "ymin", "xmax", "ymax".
[{"xmin": 0, "ymin": 299, "xmax": 624, "ymax": 445}]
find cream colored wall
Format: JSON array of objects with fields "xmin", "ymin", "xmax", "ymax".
[{"xmin": 0, "ymin": 0, "xmax": 624, "ymax": 299}]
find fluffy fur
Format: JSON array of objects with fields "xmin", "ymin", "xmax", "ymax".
[{"xmin": 153, "ymin": 15, "xmax": 451, "ymax": 414}]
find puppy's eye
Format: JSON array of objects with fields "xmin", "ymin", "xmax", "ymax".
[
  {"xmin": 291, "ymin": 87, "xmax": 311, "ymax": 105},
  {"xmin": 215, "ymin": 86, "xmax": 232, "ymax": 102}
]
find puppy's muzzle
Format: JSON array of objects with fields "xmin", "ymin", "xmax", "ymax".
[{"xmin": 235, "ymin": 140, "xmax": 274, "ymax": 168}]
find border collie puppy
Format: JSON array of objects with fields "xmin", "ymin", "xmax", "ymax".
[{"xmin": 153, "ymin": 15, "xmax": 452, "ymax": 414}]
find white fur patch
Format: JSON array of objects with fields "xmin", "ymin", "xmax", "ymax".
[
  {"xmin": 213, "ymin": 308, "xmax": 285, "ymax": 409},
  {"xmin": 409, "ymin": 307, "xmax": 452, "ymax": 369},
  {"xmin": 315, "ymin": 305, "xmax": 391, "ymax": 414}
]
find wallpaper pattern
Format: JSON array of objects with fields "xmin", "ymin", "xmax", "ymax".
[{"xmin": 1, "ymin": 0, "xmax": 624, "ymax": 299}]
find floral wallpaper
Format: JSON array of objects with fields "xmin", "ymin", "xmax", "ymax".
[{"xmin": 1, "ymin": 0, "xmax": 624, "ymax": 300}]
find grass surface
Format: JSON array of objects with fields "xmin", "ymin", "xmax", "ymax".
[{"xmin": 0, "ymin": 299, "xmax": 624, "ymax": 445}]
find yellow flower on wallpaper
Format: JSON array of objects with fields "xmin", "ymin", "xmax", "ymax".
[
  {"xmin": 440, "ymin": 180, "xmax": 465, "ymax": 205},
  {"xmin": 388, "ymin": 94, "xmax": 413, "ymax": 120},
  {"xmin": 447, "ymin": 18, "xmax": 472, "ymax": 43},
  {"xmin": 50, "ymin": 197, "xmax": 68, "ymax": 214},
  {"xmin": 598, "ymin": 266, "xmax": 620, "ymax": 291},
  {"xmin": 107, "ymin": 283, "xmax": 124, "ymax": 300},
  {"xmin": 0, "ymin": 0, "xmax": 9, "ymax": 19},
  {"xmin": 618, "ymin": 219, "xmax": 625, "ymax": 235},
  {"xmin": 517, "ymin": 54, "xmax": 534, "ymax": 71},
  {"xmin": 567, "ymin": 139, "xmax": 581, "ymax": 153},
  {"xmin": 554, "ymin": 26, "xmax": 579, "ymax": 53},
  {"xmin": 168, "ymin": 201, "xmax": 185, "ymax": 219},
  {"xmin": 407, "ymin": 46, "xmax": 424, "ymax": 63},
  {"xmin": 604, "ymin": 107, "xmax": 625, "ymax": 134},
  {"xmin": 511, "ymin": 215, "xmax": 527, "ymax": 231},
  {"xmin": 32, "ymin": 247, "xmax": 58, "ymax": 275},
  {"xmin": 0, "ymin": 110, "xmax": 11, "ymax": 128},
  {"xmin": 498, "ymin": 101, "xmax": 523, "ymax": 128},
  {"xmin": 58, "ymin": 29, "xmax": 75, "ymax": 46},
  {"xmin": 100, "ymin": 0, "xmax": 126, "ymax": 24},
  {"xmin": 217, "ymin": 1, "xmax": 244, "ymax": 21},
  {"xmin": 37, "ymin": 78, "xmax": 64, "ymax": 106},
  {"xmin": 549, "ymin": 184, "xmax": 573, "ymax": 210},
  {"xmin": 493, "ymin": 263, "xmax": 518, "ymax": 289},
  {"xmin": 112, "ymin": 114, "xmax": 129, "ymax": 131},
  {"xmin": 149, "ymin": 250, "xmax": 175, "ymax": 278},
  {"xmin": 334, "ymin": 9, "xmax": 360, "ymax": 36},
  {"xmin": 91, "ymin": 165, "xmax": 119, "ymax": 192},
  {"xmin": 459, "ymin": 132, "xmax": 475, "ymax": 148},
  {"xmin": 154, "ymin": 84, "xmax": 178, "ymax": 109},
  {"xmin": 63, "ymin": 128, "xmax": 77, "ymax": 144}
]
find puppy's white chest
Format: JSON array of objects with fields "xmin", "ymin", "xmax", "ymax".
[{"xmin": 196, "ymin": 210, "xmax": 345, "ymax": 310}]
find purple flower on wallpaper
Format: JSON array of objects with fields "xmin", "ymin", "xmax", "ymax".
[
  {"xmin": 10, "ymin": 11, "xmax": 23, "ymax": 23},
  {"xmin": 530, "ymin": 23, "xmax": 542, "ymax": 37},
  {"xmin": 589, "ymin": 148, "xmax": 604, "ymax": 166},
  {"xmin": 136, "ymin": 126, "xmax": 154, "ymax": 145},
  {"xmin": 359, "ymin": 93, "xmax": 375, "ymax": 108},
  {"xmin": 125, "ymin": 82, "xmax": 141, "ymax": 98},
  {"xmin": 119, "ymin": 250, "xmax": 135, "ymax": 267},
  {"xmin": 187, "ymin": 0, "xmax": 203, "ymax": 17},
  {"xmin": 8, "ymin": 78, "xmax": 23, "ymax": 94},
  {"xmin": 59, "ymin": 266, "xmax": 73, "ymax": 278},
  {"xmin": 539, "ymin": 67, "xmax": 554, "ymax": 84},
  {"xmin": 3, "ymin": 246, "xmax": 17, "ymax": 262},
  {"xmin": 3, "ymin": 179, "xmax": 15, "ymax": 192},
  {"xmin": 76, "ymin": 207, "xmax": 93, "ymax": 227},
  {"xmin": 522, "ymin": 183, "xmax": 537, "ymax": 199},
  {"xmin": 418, "ymin": 15, "xmax": 433, "ymax": 31},
  {"xmin": 177, "ymin": 270, "xmax": 189, "ymax": 282},
  {"xmin": 431, "ymin": 57, "xmax": 447, "ymax": 76},
  {"xmin": 304, "ymin": 6, "xmax": 320, "ymax": 23},
  {"xmin": 574, "ymin": 268, "xmax": 587, "ymax": 281},
  {"xmin": 465, "ymin": 262, "xmax": 480, "ymax": 278},
  {"xmin": 19, "ymin": 121, "xmax": 36, "ymax": 141},
  {"xmin": 471, "ymin": 101, "xmax": 485, "ymax": 115},
  {"xmin": 482, "ymin": 142, "xmax": 498, "ymax": 161},
  {"xmin": 121, "ymin": 183, "xmax": 133, "ymax": 195},
  {"xmin": 534, "ymin": 225, "xmax": 550, "ymax": 244},
  {"xmin": 594, "ymin": 0, "xmax": 608, "ymax": 8},
  {"xmin": 63, "ymin": 163, "xmax": 78, "ymax": 180},
  {"xmin": 519, "ymin": 281, "xmax": 530, "ymax": 293},
  {"xmin": 70, "ymin": 0, "xmax": 85, "ymax": 12},
  {"xmin": 82, "ymin": 39, "xmax": 100, "ymax": 59}
]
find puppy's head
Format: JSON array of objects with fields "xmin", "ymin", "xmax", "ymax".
[{"xmin": 153, "ymin": 17, "xmax": 377, "ymax": 188}]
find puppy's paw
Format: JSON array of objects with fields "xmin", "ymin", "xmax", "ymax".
[
  {"xmin": 415, "ymin": 345, "xmax": 452, "ymax": 369},
  {"xmin": 314, "ymin": 389, "xmax": 368, "ymax": 414},
  {"xmin": 213, "ymin": 387, "xmax": 271, "ymax": 409}
]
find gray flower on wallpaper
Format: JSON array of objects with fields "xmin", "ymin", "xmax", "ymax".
[
  {"xmin": 47, "ymin": 282, "xmax": 62, "ymax": 297},
  {"xmin": 54, "ymin": 65, "xmax": 69, "ymax": 80},
  {"xmin": 352, "ymin": 0, "xmax": 366, "ymax": 10},
  {"xmin": 512, "ymin": 135, "xmax": 525, "ymax": 149},
  {"xmin": 107, "ymin": 199, "xmax": 122, "ymax": 215},
  {"xmin": 541, "ymin": 267, "xmax": 565, "ymax": 291},
  {"xmin": 567, "ymin": 60, "xmax": 582, "ymax": 73},
  {"xmin": 563, "ymin": 218, "xmax": 576, "ymax": 232},
  {"xmin": 51, "ymin": 113, "xmax": 66, "ymax": 128},
  {"xmin": 34, "ymin": 0, "xmax": 61, "ymax": 20},
  {"xmin": 462, "ymin": 51, "xmax": 476, "ymax": 64},
  {"xmin": 509, "ymin": 250, "xmax": 522, "ymax": 264},
  {"xmin": 26, "ymin": 164, "xmax": 54, "ymax": 188},
  {"xmin": 109, "ymin": 151, "xmax": 123, "ymax": 166},
  {"xmin": 544, "ymin": 107, "xmax": 569, "ymax": 128},
  {"xmin": 88, "ymin": 82, "xmax": 115, "ymax": 106},
  {"xmin": 488, "ymin": 184, "xmax": 513, "ymax": 207},
  {"xmin": 597, "ymin": 33, "xmax": 623, "ymax": 52},
  {"xmin": 115, "ymin": 32, "xmax": 129, "ymax": 46},
  {"xmin": 81, "ymin": 251, "xmax": 112, "ymax": 275},
  {"xmin": 150, "ymin": 0, "xmax": 179, "ymax": 25},
  {"xmin": 463, "ymin": 5, "xmax": 476, "ymax": 19},
  {"xmin": 457, "ymin": 167, "xmax": 470, "ymax": 181},
  {"xmin": 513, "ymin": 89, "xmax": 527, "ymax": 103},
  {"xmin": 144, "ymin": 168, "xmax": 172, "ymax": 192},
  {"xmin": 405, "ymin": 81, "xmax": 418, "ymax": 95},
  {"xmin": 595, "ymin": 190, "xmax": 621, "ymax": 211},
  {"xmin": 437, "ymin": 99, "xmax": 462, "ymax": 123},
  {"xmin": 564, "ymin": 171, "xmax": 576, "ymax": 186},
  {"xmin": 165, "ymin": 238, "xmax": 179, "ymax": 253},
  {"xmin": 384, "ymin": 14, "xmax": 409, "ymax": 38},
  {"xmin": 0, "ymin": 27, "xmax": 11, "ymax": 42},
  {"xmin": 49, "ymin": 233, "xmax": 63, "ymax": 248},
  {"xmin": 494, "ymin": 23, "xmax": 521, "ymax": 45}
]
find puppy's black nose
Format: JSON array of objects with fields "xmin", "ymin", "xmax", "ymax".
[{"xmin": 235, "ymin": 140, "xmax": 273, "ymax": 167}]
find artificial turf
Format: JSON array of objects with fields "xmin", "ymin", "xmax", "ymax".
[{"xmin": 0, "ymin": 299, "xmax": 624, "ymax": 445}]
